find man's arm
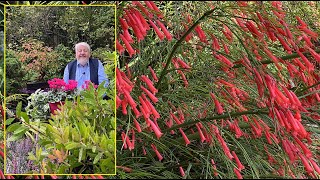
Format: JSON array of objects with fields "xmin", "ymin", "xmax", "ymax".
[
  {"xmin": 63, "ymin": 65, "xmax": 70, "ymax": 84},
  {"xmin": 98, "ymin": 60, "xmax": 109, "ymax": 88}
]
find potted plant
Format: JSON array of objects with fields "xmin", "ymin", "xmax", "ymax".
[{"xmin": 47, "ymin": 78, "xmax": 79, "ymax": 114}]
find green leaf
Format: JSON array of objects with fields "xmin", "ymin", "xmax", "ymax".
[
  {"xmin": 63, "ymin": 126, "xmax": 70, "ymax": 142},
  {"xmin": 93, "ymin": 152, "xmax": 103, "ymax": 164},
  {"xmin": 65, "ymin": 142, "xmax": 81, "ymax": 150},
  {"xmin": 20, "ymin": 112, "xmax": 30, "ymax": 124},
  {"xmin": 16, "ymin": 101, "xmax": 22, "ymax": 118},
  {"xmin": 6, "ymin": 122, "xmax": 22, "ymax": 133},
  {"xmin": 13, "ymin": 126, "xmax": 28, "ymax": 135},
  {"xmin": 28, "ymin": 152, "xmax": 37, "ymax": 161},
  {"xmin": 78, "ymin": 148, "xmax": 83, "ymax": 162},
  {"xmin": 5, "ymin": 118, "xmax": 15, "ymax": 125}
]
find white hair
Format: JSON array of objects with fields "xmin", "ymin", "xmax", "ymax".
[{"xmin": 75, "ymin": 42, "xmax": 91, "ymax": 53}]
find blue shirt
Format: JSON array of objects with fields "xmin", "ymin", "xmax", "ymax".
[{"xmin": 63, "ymin": 60, "xmax": 109, "ymax": 89}]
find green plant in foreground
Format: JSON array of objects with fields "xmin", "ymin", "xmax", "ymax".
[{"xmin": 6, "ymin": 83, "xmax": 116, "ymax": 174}]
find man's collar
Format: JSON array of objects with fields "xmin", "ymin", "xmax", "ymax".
[{"xmin": 77, "ymin": 60, "xmax": 90, "ymax": 67}]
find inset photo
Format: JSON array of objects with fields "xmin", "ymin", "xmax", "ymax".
[{"xmin": 4, "ymin": 4, "xmax": 116, "ymax": 175}]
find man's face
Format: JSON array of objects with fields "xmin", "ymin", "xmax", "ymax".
[{"xmin": 76, "ymin": 45, "xmax": 90, "ymax": 65}]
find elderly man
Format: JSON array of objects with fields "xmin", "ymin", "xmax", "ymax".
[{"xmin": 63, "ymin": 42, "xmax": 109, "ymax": 89}]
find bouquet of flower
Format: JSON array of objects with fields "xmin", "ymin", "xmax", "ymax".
[{"xmin": 47, "ymin": 78, "xmax": 79, "ymax": 103}]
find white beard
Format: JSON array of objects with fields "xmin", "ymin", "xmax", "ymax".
[{"xmin": 78, "ymin": 57, "xmax": 89, "ymax": 65}]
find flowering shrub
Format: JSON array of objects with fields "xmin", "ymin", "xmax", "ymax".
[{"xmin": 47, "ymin": 78, "xmax": 79, "ymax": 103}]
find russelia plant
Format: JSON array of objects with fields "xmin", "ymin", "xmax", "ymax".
[{"xmin": 115, "ymin": 1, "xmax": 320, "ymax": 179}]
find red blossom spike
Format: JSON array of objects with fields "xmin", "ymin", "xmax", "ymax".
[
  {"xmin": 179, "ymin": 128, "xmax": 191, "ymax": 146},
  {"xmin": 133, "ymin": 118, "xmax": 142, "ymax": 133},
  {"xmin": 148, "ymin": 119, "xmax": 163, "ymax": 139},
  {"xmin": 116, "ymin": 39, "xmax": 125, "ymax": 55},
  {"xmin": 132, "ymin": 1, "xmax": 152, "ymax": 18},
  {"xmin": 232, "ymin": 151, "xmax": 245, "ymax": 171},
  {"xmin": 148, "ymin": 1, "xmax": 164, "ymax": 18},
  {"xmin": 149, "ymin": 19, "xmax": 165, "ymax": 41},
  {"xmin": 120, "ymin": 34, "xmax": 135, "ymax": 57},
  {"xmin": 119, "ymin": 18, "xmax": 129, "ymax": 30},
  {"xmin": 123, "ymin": 29, "xmax": 134, "ymax": 44},
  {"xmin": 179, "ymin": 166, "xmax": 185, "ymax": 177},
  {"xmin": 210, "ymin": 92, "xmax": 224, "ymax": 114},
  {"xmin": 156, "ymin": 20, "xmax": 172, "ymax": 41},
  {"xmin": 151, "ymin": 143, "xmax": 163, "ymax": 161},
  {"xmin": 149, "ymin": 66, "xmax": 159, "ymax": 82},
  {"xmin": 140, "ymin": 85, "xmax": 159, "ymax": 103},
  {"xmin": 140, "ymin": 75, "xmax": 158, "ymax": 94}
]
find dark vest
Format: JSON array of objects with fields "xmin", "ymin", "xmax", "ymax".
[{"xmin": 67, "ymin": 58, "xmax": 99, "ymax": 85}]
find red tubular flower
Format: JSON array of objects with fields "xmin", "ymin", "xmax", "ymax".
[
  {"xmin": 149, "ymin": 19, "xmax": 165, "ymax": 41},
  {"xmin": 210, "ymin": 92, "xmax": 224, "ymax": 114},
  {"xmin": 263, "ymin": 47, "xmax": 281, "ymax": 70},
  {"xmin": 179, "ymin": 128, "xmax": 191, "ymax": 146},
  {"xmin": 178, "ymin": 70, "xmax": 189, "ymax": 88},
  {"xmin": 140, "ymin": 85, "xmax": 159, "ymax": 103},
  {"xmin": 156, "ymin": 20, "xmax": 172, "ymax": 41},
  {"xmin": 215, "ymin": 54, "xmax": 234, "ymax": 68},
  {"xmin": 116, "ymin": 95, "xmax": 122, "ymax": 109},
  {"xmin": 148, "ymin": 119, "xmax": 163, "ymax": 139},
  {"xmin": 121, "ymin": 98, "xmax": 128, "ymax": 115},
  {"xmin": 301, "ymin": 33, "xmax": 314, "ymax": 48},
  {"xmin": 151, "ymin": 143, "xmax": 163, "ymax": 161},
  {"xmin": 122, "ymin": 89, "xmax": 137, "ymax": 108},
  {"xmin": 131, "ymin": 104, "xmax": 141, "ymax": 118},
  {"xmin": 120, "ymin": 34, "xmax": 135, "ymax": 57},
  {"xmin": 296, "ymin": 16, "xmax": 307, "ymax": 27},
  {"xmin": 232, "ymin": 151, "xmax": 245, "ymax": 171},
  {"xmin": 132, "ymin": 9, "xmax": 150, "ymax": 30},
  {"xmin": 145, "ymin": 98, "xmax": 160, "ymax": 120},
  {"xmin": 123, "ymin": 29, "xmax": 134, "ymax": 44},
  {"xmin": 196, "ymin": 123, "xmax": 206, "ymax": 143},
  {"xmin": 148, "ymin": 1, "xmax": 164, "ymax": 18},
  {"xmin": 139, "ymin": 96, "xmax": 151, "ymax": 114},
  {"xmin": 176, "ymin": 58, "xmax": 191, "ymax": 71},
  {"xmin": 245, "ymin": 21, "xmax": 263, "ymax": 40},
  {"xmin": 140, "ymin": 75, "xmax": 158, "ymax": 94},
  {"xmin": 211, "ymin": 34, "xmax": 221, "ymax": 51},
  {"xmin": 222, "ymin": 42, "xmax": 230, "ymax": 54},
  {"xmin": 293, "ymin": 135, "xmax": 312, "ymax": 158},
  {"xmin": 149, "ymin": 66, "xmax": 159, "ymax": 82},
  {"xmin": 306, "ymin": 46, "xmax": 320, "ymax": 63},
  {"xmin": 274, "ymin": 108, "xmax": 285, "ymax": 127},
  {"xmin": 195, "ymin": 25, "xmax": 208, "ymax": 43},
  {"xmin": 121, "ymin": 132, "xmax": 128, "ymax": 149},
  {"xmin": 119, "ymin": 18, "xmax": 129, "ymax": 30},
  {"xmin": 179, "ymin": 166, "xmax": 185, "ymax": 177},
  {"xmin": 275, "ymin": 34, "xmax": 292, "ymax": 52},
  {"xmin": 170, "ymin": 112, "xmax": 181, "ymax": 125},
  {"xmin": 298, "ymin": 153, "xmax": 313, "ymax": 174},
  {"xmin": 116, "ymin": 39, "xmax": 125, "ymax": 54},
  {"xmin": 310, "ymin": 159, "xmax": 320, "ymax": 174},
  {"xmin": 222, "ymin": 24, "xmax": 233, "ymax": 42},
  {"xmin": 131, "ymin": 12, "xmax": 147, "ymax": 36},
  {"xmin": 132, "ymin": 1, "xmax": 152, "ymax": 18},
  {"xmin": 211, "ymin": 159, "xmax": 218, "ymax": 176},
  {"xmin": 133, "ymin": 118, "xmax": 142, "ymax": 133},
  {"xmin": 234, "ymin": 168, "xmax": 243, "ymax": 179}
]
